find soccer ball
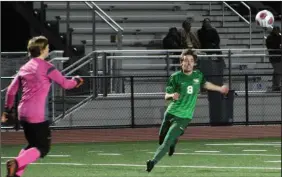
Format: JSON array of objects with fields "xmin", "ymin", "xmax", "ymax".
[{"xmin": 255, "ymin": 10, "xmax": 274, "ymax": 28}]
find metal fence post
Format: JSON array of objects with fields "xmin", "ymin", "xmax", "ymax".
[
  {"xmin": 166, "ymin": 52, "xmax": 170, "ymax": 76},
  {"xmin": 102, "ymin": 53, "xmax": 108, "ymax": 97},
  {"xmin": 65, "ymin": 1, "xmax": 70, "ymax": 56},
  {"xmin": 130, "ymin": 76, "xmax": 135, "ymax": 128},
  {"xmin": 228, "ymin": 49, "xmax": 232, "ymax": 88},
  {"xmin": 117, "ymin": 30, "xmax": 123, "ymax": 50},
  {"xmin": 51, "ymin": 82, "xmax": 55, "ymax": 122},
  {"xmin": 92, "ymin": 52, "xmax": 98, "ymax": 98},
  {"xmin": 209, "ymin": 1, "xmax": 212, "ymax": 15},
  {"xmin": 222, "ymin": 2, "xmax": 225, "ymax": 27},
  {"xmin": 245, "ymin": 74, "xmax": 249, "ymax": 125},
  {"xmin": 62, "ymin": 89, "xmax": 65, "ymax": 119},
  {"xmin": 66, "ymin": 2, "xmax": 70, "ymax": 36},
  {"xmin": 92, "ymin": 7, "xmax": 96, "ymax": 52},
  {"xmin": 249, "ymin": 8, "xmax": 252, "ymax": 48}
]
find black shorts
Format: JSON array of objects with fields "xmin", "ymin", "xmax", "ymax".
[{"xmin": 20, "ymin": 120, "xmax": 51, "ymax": 157}]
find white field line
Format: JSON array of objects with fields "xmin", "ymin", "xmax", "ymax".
[
  {"xmin": 47, "ymin": 155, "xmax": 71, "ymax": 157},
  {"xmin": 88, "ymin": 151, "xmax": 104, "ymax": 153},
  {"xmin": 147, "ymin": 152, "xmax": 281, "ymax": 157},
  {"xmin": 265, "ymin": 161, "xmax": 281, "ymax": 163},
  {"xmin": 194, "ymin": 151, "xmax": 220, "ymax": 153},
  {"xmin": 206, "ymin": 143, "xmax": 281, "ymax": 146},
  {"xmin": 138, "ymin": 149, "xmax": 149, "ymax": 152},
  {"xmin": 0, "ymin": 162, "xmax": 280, "ymax": 170},
  {"xmin": 97, "ymin": 153, "xmax": 122, "ymax": 156},
  {"xmin": 242, "ymin": 150, "xmax": 267, "ymax": 152}
]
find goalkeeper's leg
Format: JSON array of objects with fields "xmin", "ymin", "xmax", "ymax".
[{"xmin": 7, "ymin": 121, "xmax": 51, "ymax": 177}]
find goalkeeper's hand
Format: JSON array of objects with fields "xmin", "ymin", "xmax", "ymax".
[
  {"xmin": 1, "ymin": 107, "xmax": 20, "ymax": 131},
  {"xmin": 72, "ymin": 76, "xmax": 84, "ymax": 88}
]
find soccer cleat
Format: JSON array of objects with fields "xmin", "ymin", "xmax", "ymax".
[
  {"xmin": 168, "ymin": 145, "xmax": 175, "ymax": 156},
  {"xmin": 6, "ymin": 159, "xmax": 18, "ymax": 177},
  {"xmin": 145, "ymin": 160, "xmax": 155, "ymax": 172}
]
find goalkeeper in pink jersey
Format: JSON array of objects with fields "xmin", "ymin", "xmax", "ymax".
[
  {"xmin": 1, "ymin": 36, "xmax": 84, "ymax": 177},
  {"xmin": 146, "ymin": 49, "xmax": 229, "ymax": 172}
]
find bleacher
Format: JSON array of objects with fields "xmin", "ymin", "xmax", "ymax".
[
  {"xmin": 41, "ymin": 1, "xmax": 266, "ymax": 53},
  {"xmin": 32, "ymin": 1, "xmax": 278, "ymax": 92}
]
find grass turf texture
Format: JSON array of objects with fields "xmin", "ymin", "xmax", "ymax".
[{"xmin": 1, "ymin": 138, "xmax": 281, "ymax": 177}]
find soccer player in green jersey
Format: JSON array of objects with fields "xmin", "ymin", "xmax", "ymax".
[{"xmin": 146, "ymin": 49, "xmax": 229, "ymax": 172}]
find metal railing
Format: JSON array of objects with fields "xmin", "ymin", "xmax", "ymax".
[
  {"xmin": 209, "ymin": 1, "xmax": 252, "ymax": 48},
  {"xmin": 64, "ymin": 1, "xmax": 124, "ymax": 51},
  {"xmin": 48, "ymin": 49, "xmax": 281, "ymax": 100},
  {"xmin": 84, "ymin": 1, "xmax": 124, "ymax": 50},
  {"xmin": 59, "ymin": 48, "xmax": 281, "ymax": 76},
  {"xmin": 222, "ymin": 2, "xmax": 251, "ymax": 48},
  {"xmin": 1, "ymin": 50, "xmax": 64, "ymax": 58}
]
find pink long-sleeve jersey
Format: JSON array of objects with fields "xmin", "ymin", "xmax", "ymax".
[{"xmin": 5, "ymin": 58, "xmax": 78, "ymax": 123}]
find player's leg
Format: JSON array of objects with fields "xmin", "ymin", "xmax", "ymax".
[
  {"xmin": 168, "ymin": 126, "xmax": 185, "ymax": 156},
  {"xmin": 159, "ymin": 113, "xmax": 179, "ymax": 156},
  {"xmin": 7, "ymin": 121, "xmax": 41, "ymax": 177},
  {"xmin": 153, "ymin": 118, "xmax": 190, "ymax": 163},
  {"xmin": 13, "ymin": 121, "xmax": 34, "ymax": 177},
  {"xmin": 146, "ymin": 118, "xmax": 191, "ymax": 172},
  {"xmin": 6, "ymin": 121, "xmax": 33, "ymax": 177},
  {"xmin": 7, "ymin": 121, "xmax": 51, "ymax": 177},
  {"xmin": 35, "ymin": 121, "xmax": 52, "ymax": 159},
  {"xmin": 16, "ymin": 121, "xmax": 50, "ymax": 177},
  {"xmin": 158, "ymin": 112, "xmax": 173, "ymax": 145},
  {"xmin": 168, "ymin": 138, "xmax": 179, "ymax": 156}
]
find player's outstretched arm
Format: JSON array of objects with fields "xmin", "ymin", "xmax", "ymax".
[
  {"xmin": 47, "ymin": 66, "xmax": 83, "ymax": 89},
  {"xmin": 203, "ymin": 82, "xmax": 229, "ymax": 95}
]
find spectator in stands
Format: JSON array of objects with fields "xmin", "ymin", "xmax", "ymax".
[
  {"xmin": 163, "ymin": 27, "xmax": 181, "ymax": 50},
  {"xmin": 197, "ymin": 18, "xmax": 225, "ymax": 91},
  {"xmin": 266, "ymin": 26, "xmax": 282, "ymax": 91},
  {"xmin": 198, "ymin": 18, "xmax": 221, "ymax": 55},
  {"xmin": 163, "ymin": 27, "xmax": 181, "ymax": 70},
  {"xmin": 179, "ymin": 19, "xmax": 201, "ymax": 49}
]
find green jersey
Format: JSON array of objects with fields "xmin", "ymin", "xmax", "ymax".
[{"xmin": 165, "ymin": 70, "xmax": 206, "ymax": 119}]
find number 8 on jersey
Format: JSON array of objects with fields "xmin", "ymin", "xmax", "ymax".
[{"xmin": 187, "ymin": 85, "xmax": 193, "ymax": 94}]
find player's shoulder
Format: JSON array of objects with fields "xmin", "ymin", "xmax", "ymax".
[
  {"xmin": 171, "ymin": 71, "xmax": 182, "ymax": 77},
  {"xmin": 41, "ymin": 60, "xmax": 56, "ymax": 72},
  {"xmin": 169, "ymin": 71, "xmax": 182, "ymax": 79},
  {"xmin": 43, "ymin": 60, "xmax": 54, "ymax": 67}
]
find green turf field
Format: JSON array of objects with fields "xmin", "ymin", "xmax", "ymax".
[{"xmin": 1, "ymin": 138, "xmax": 281, "ymax": 177}]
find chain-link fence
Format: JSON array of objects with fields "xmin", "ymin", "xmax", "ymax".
[{"xmin": 2, "ymin": 73, "xmax": 280, "ymax": 130}]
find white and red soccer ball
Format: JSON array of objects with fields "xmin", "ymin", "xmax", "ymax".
[{"xmin": 255, "ymin": 10, "xmax": 275, "ymax": 28}]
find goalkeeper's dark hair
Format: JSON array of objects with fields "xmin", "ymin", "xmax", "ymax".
[
  {"xmin": 180, "ymin": 49, "xmax": 197, "ymax": 62},
  {"xmin": 27, "ymin": 36, "xmax": 48, "ymax": 58}
]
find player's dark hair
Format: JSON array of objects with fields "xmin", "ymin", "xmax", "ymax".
[
  {"xmin": 27, "ymin": 36, "xmax": 48, "ymax": 58},
  {"xmin": 180, "ymin": 49, "xmax": 197, "ymax": 63}
]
